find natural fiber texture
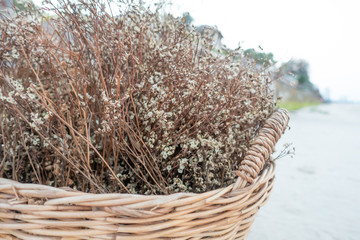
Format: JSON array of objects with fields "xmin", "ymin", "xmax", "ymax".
[{"xmin": 0, "ymin": 109, "xmax": 289, "ymax": 240}]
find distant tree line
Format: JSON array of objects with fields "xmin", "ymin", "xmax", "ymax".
[{"xmin": 243, "ymin": 48, "xmax": 311, "ymax": 86}]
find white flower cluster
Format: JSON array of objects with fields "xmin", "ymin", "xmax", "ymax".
[{"xmin": 178, "ymin": 158, "xmax": 188, "ymax": 173}]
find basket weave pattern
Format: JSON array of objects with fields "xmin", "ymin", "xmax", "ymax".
[{"xmin": 0, "ymin": 109, "xmax": 289, "ymax": 240}]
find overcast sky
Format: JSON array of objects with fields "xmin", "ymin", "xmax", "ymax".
[{"xmin": 168, "ymin": 0, "xmax": 360, "ymax": 102}]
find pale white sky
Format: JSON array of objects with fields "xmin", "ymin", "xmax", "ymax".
[
  {"xmin": 32, "ymin": 0, "xmax": 360, "ymax": 101},
  {"xmin": 168, "ymin": 0, "xmax": 360, "ymax": 102}
]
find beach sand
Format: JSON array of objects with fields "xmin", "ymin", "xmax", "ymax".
[{"xmin": 248, "ymin": 103, "xmax": 360, "ymax": 240}]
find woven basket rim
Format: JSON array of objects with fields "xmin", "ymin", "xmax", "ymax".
[{"xmin": 0, "ymin": 162, "xmax": 275, "ymax": 204}]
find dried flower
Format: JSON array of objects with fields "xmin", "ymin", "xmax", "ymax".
[{"xmin": 0, "ymin": 0, "xmax": 275, "ymax": 194}]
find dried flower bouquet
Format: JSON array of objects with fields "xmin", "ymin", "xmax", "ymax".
[{"xmin": 1, "ymin": 0, "xmax": 276, "ymax": 195}]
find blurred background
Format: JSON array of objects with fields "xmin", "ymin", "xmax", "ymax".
[
  {"xmin": 1, "ymin": 0, "xmax": 359, "ymax": 239},
  {"xmin": 168, "ymin": 0, "xmax": 360, "ymax": 104}
]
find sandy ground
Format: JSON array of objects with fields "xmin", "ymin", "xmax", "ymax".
[{"xmin": 247, "ymin": 103, "xmax": 360, "ymax": 240}]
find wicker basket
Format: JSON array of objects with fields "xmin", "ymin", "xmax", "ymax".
[{"xmin": 0, "ymin": 109, "xmax": 289, "ymax": 240}]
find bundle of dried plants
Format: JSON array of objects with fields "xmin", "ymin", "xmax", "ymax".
[{"xmin": 0, "ymin": 0, "xmax": 276, "ymax": 194}]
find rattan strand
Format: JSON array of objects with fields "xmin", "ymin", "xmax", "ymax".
[{"xmin": 0, "ymin": 109, "xmax": 289, "ymax": 240}]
